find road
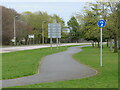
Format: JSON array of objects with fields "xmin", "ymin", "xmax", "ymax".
[
  {"xmin": 2, "ymin": 45, "xmax": 97, "ymax": 87},
  {"xmin": 1, "ymin": 43, "xmax": 91, "ymax": 53}
]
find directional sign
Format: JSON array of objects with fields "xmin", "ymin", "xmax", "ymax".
[
  {"xmin": 28, "ymin": 35, "xmax": 34, "ymax": 38},
  {"xmin": 11, "ymin": 39, "xmax": 15, "ymax": 42},
  {"xmin": 48, "ymin": 23, "xmax": 61, "ymax": 38},
  {"xmin": 48, "ymin": 33, "xmax": 61, "ymax": 38},
  {"xmin": 98, "ymin": 19, "xmax": 106, "ymax": 28}
]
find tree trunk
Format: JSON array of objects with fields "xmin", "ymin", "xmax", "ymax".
[
  {"xmin": 107, "ymin": 39, "xmax": 109, "ymax": 47},
  {"xmin": 98, "ymin": 41, "xmax": 100, "ymax": 48},
  {"xmin": 118, "ymin": 2, "xmax": 120, "ymax": 50},
  {"xmin": 110, "ymin": 39, "xmax": 113, "ymax": 51},
  {"xmin": 114, "ymin": 35, "xmax": 118, "ymax": 53},
  {"xmin": 95, "ymin": 41, "xmax": 96, "ymax": 46},
  {"xmin": 91, "ymin": 41, "xmax": 94, "ymax": 47}
]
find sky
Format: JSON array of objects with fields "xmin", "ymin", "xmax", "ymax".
[
  {"xmin": 0, "ymin": 0, "xmax": 102, "ymax": 25},
  {"xmin": 1, "ymin": 0, "xmax": 97, "ymax": 2}
]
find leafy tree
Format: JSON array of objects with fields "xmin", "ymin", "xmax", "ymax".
[
  {"xmin": 76, "ymin": 3, "xmax": 101, "ymax": 47},
  {"xmin": 21, "ymin": 12, "xmax": 65, "ymax": 44},
  {"xmin": 75, "ymin": 2, "xmax": 119, "ymax": 50},
  {"xmin": 107, "ymin": 2, "xmax": 119, "ymax": 52},
  {"xmin": 67, "ymin": 16, "xmax": 80, "ymax": 42},
  {"xmin": 117, "ymin": 2, "xmax": 120, "ymax": 50},
  {"xmin": 21, "ymin": 11, "xmax": 51, "ymax": 44}
]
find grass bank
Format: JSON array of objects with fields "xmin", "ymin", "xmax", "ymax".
[{"xmin": 12, "ymin": 46, "xmax": 118, "ymax": 88}]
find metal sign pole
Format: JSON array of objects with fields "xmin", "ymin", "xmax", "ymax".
[
  {"xmin": 98, "ymin": 19, "xmax": 106, "ymax": 67},
  {"xmin": 100, "ymin": 27, "xmax": 103, "ymax": 67},
  {"xmin": 56, "ymin": 30, "xmax": 58, "ymax": 49},
  {"xmin": 56, "ymin": 37, "xmax": 58, "ymax": 49},
  {"xmin": 50, "ymin": 37, "xmax": 52, "ymax": 50},
  {"xmin": 59, "ymin": 38, "xmax": 60, "ymax": 47},
  {"xmin": 50, "ymin": 27, "xmax": 52, "ymax": 50},
  {"xmin": 48, "ymin": 23, "xmax": 61, "ymax": 50},
  {"xmin": 56, "ymin": 24, "xmax": 59, "ymax": 49}
]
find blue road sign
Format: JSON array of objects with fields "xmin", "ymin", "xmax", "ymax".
[{"xmin": 98, "ymin": 19, "xmax": 106, "ymax": 28}]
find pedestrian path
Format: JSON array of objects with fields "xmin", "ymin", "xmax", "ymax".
[{"xmin": 2, "ymin": 45, "xmax": 97, "ymax": 87}]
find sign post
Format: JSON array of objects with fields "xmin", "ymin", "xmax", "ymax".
[
  {"xmin": 28, "ymin": 35, "xmax": 34, "ymax": 45},
  {"xmin": 98, "ymin": 19, "xmax": 106, "ymax": 67},
  {"xmin": 50, "ymin": 37, "xmax": 52, "ymax": 50},
  {"xmin": 100, "ymin": 27, "xmax": 102, "ymax": 67},
  {"xmin": 48, "ymin": 23, "xmax": 61, "ymax": 50}
]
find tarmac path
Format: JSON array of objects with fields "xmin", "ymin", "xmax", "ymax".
[{"xmin": 2, "ymin": 45, "xmax": 97, "ymax": 88}]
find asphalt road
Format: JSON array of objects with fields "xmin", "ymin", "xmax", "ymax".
[
  {"xmin": 1, "ymin": 43, "xmax": 91, "ymax": 53},
  {"xmin": 2, "ymin": 45, "xmax": 97, "ymax": 88}
]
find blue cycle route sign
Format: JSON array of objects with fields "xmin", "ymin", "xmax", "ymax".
[{"xmin": 98, "ymin": 19, "xmax": 106, "ymax": 28}]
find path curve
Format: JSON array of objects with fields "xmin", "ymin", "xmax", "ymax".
[{"xmin": 2, "ymin": 45, "xmax": 97, "ymax": 87}]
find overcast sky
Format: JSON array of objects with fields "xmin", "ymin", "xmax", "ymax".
[
  {"xmin": 0, "ymin": 0, "xmax": 99, "ymax": 25},
  {"xmin": 1, "ymin": 0, "xmax": 97, "ymax": 2}
]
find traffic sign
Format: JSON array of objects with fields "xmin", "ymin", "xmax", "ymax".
[
  {"xmin": 98, "ymin": 19, "xmax": 106, "ymax": 28},
  {"xmin": 48, "ymin": 33, "xmax": 61, "ymax": 38},
  {"xmin": 11, "ymin": 39, "xmax": 15, "ymax": 42},
  {"xmin": 28, "ymin": 35, "xmax": 34, "ymax": 38},
  {"xmin": 48, "ymin": 23, "xmax": 61, "ymax": 38},
  {"xmin": 98, "ymin": 19, "xmax": 106, "ymax": 67}
]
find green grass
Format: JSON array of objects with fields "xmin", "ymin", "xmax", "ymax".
[
  {"xmin": 12, "ymin": 46, "xmax": 118, "ymax": 88},
  {"xmin": 2, "ymin": 46, "xmax": 71, "ymax": 79}
]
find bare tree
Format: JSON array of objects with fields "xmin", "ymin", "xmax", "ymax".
[{"xmin": 1, "ymin": 6, "xmax": 32, "ymax": 45}]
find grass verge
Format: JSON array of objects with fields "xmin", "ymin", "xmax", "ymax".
[{"xmin": 11, "ymin": 46, "xmax": 118, "ymax": 88}]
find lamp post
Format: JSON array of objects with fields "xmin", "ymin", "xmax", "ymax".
[
  {"xmin": 42, "ymin": 21, "xmax": 46, "ymax": 44},
  {"xmin": 13, "ymin": 15, "xmax": 18, "ymax": 45}
]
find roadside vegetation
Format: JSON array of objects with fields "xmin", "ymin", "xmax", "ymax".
[{"xmin": 12, "ymin": 45, "xmax": 118, "ymax": 88}]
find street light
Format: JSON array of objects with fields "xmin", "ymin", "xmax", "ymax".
[
  {"xmin": 13, "ymin": 15, "xmax": 18, "ymax": 45},
  {"xmin": 42, "ymin": 21, "xmax": 46, "ymax": 44}
]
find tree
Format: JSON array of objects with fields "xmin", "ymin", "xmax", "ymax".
[
  {"xmin": 107, "ymin": 2, "xmax": 119, "ymax": 52},
  {"xmin": 117, "ymin": 2, "xmax": 120, "ymax": 50},
  {"xmin": 0, "ymin": 6, "xmax": 2, "ymax": 45},
  {"xmin": 21, "ymin": 12, "xmax": 65, "ymax": 44},
  {"xmin": 21, "ymin": 11, "xmax": 51, "ymax": 44},
  {"xmin": 2, "ymin": 6, "xmax": 15, "ymax": 45},
  {"xmin": 67, "ymin": 16, "xmax": 79, "ymax": 42},
  {"xmin": 1, "ymin": 6, "xmax": 33, "ymax": 45},
  {"xmin": 75, "ymin": 2, "xmax": 119, "ymax": 50},
  {"xmin": 76, "ymin": 3, "xmax": 102, "ymax": 47}
]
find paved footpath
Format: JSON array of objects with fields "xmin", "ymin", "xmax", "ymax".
[{"xmin": 2, "ymin": 45, "xmax": 97, "ymax": 88}]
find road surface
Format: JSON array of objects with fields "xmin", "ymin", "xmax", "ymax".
[
  {"xmin": 2, "ymin": 45, "xmax": 97, "ymax": 87},
  {"xmin": 0, "ymin": 43, "xmax": 91, "ymax": 53}
]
